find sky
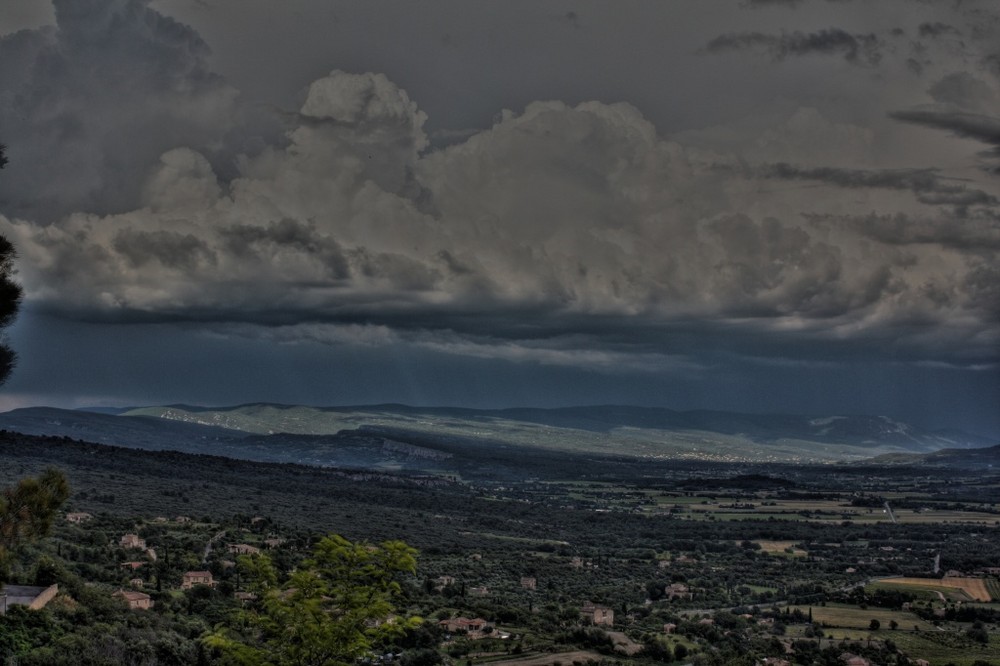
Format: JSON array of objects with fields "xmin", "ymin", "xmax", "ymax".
[{"xmin": 0, "ymin": 0, "xmax": 997, "ymax": 436}]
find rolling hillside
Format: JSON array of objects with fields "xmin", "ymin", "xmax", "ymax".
[{"xmin": 0, "ymin": 404, "xmax": 993, "ymax": 476}]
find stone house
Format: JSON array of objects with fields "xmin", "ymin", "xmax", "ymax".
[
  {"xmin": 580, "ymin": 602, "xmax": 614, "ymax": 626},
  {"xmin": 181, "ymin": 571, "xmax": 215, "ymax": 589},
  {"xmin": 433, "ymin": 575, "xmax": 456, "ymax": 591},
  {"xmin": 114, "ymin": 589, "xmax": 153, "ymax": 610},
  {"xmin": 438, "ymin": 617, "xmax": 492, "ymax": 638},
  {"xmin": 520, "ymin": 576, "xmax": 537, "ymax": 590},
  {"xmin": 665, "ymin": 582, "xmax": 692, "ymax": 599},
  {"xmin": 228, "ymin": 543, "xmax": 261, "ymax": 555},
  {"xmin": 66, "ymin": 512, "xmax": 92, "ymax": 524},
  {"xmin": 120, "ymin": 533, "xmax": 146, "ymax": 549}
]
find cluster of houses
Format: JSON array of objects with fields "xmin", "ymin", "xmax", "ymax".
[
  {"xmin": 106, "ymin": 524, "xmax": 286, "ymax": 611},
  {"xmin": 111, "ymin": 568, "xmax": 220, "ymax": 611},
  {"xmin": 433, "ymin": 574, "xmax": 541, "ymax": 599},
  {"xmin": 437, "ymin": 600, "xmax": 730, "ymax": 643}
]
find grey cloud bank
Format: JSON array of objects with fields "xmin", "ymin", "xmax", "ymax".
[{"xmin": 0, "ymin": 0, "xmax": 997, "ymax": 435}]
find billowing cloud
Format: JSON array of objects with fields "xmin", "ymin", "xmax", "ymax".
[
  {"xmin": 0, "ymin": 0, "xmax": 242, "ymax": 221},
  {"xmin": 753, "ymin": 163, "xmax": 997, "ymax": 208},
  {"xmin": 0, "ymin": 65, "xmax": 996, "ymax": 368}
]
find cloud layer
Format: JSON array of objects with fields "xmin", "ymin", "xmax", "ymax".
[{"xmin": 0, "ymin": 0, "xmax": 998, "ymax": 377}]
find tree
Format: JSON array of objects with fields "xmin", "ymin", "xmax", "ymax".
[
  {"xmin": 206, "ymin": 534, "xmax": 423, "ymax": 666},
  {"xmin": 868, "ymin": 619, "xmax": 880, "ymax": 631},
  {"xmin": 0, "ymin": 146, "xmax": 69, "ymax": 584},
  {"xmin": 966, "ymin": 622, "xmax": 989, "ymax": 645},
  {"xmin": 0, "ymin": 143, "xmax": 22, "ymax": 383},
  {"xmin": 0, "ymin": 468, "xmax": 70, "ymax": 582}
]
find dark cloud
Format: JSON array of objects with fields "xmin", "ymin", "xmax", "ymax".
[
  {"xmin": 740, "ymin": 0, "xmax": 854, "ymax": 7},
  {"xmin": 0, "ymin": 0, "xmax": 996, "ymax": 433},
  {"xmin": 890, "ymin": 110, "xmax": 1000, "ymax": 146},
  {"xmin": 983, "ymin": 53, "xmax": 1000, "ymax": 79},
  {"xmin": 963, "ymin": 260, "xmax": 1000, "ymax": 318},
  {"xmin": 757, "ymin": 162, "xmax": 998, "ymax": 207},
  {"xmin": 889, "ymin": 110, "xmax": 1000, "ymax": 170},
  {"xmin": 928, "ymin": 73, "xmax": 999, "ymax": 112},
  {"xmin": 113, "ymin": 229, "xmax": 217, "ymax": 271},
  {"xmin": 918, "ymin": 22, "xmax": 958, "ymax": 38},
  {"xmin": 741, "ymin": 0, "xmax": 806, "ymax": 7},
  {"xmin": 705, "ymin": 28, "xmax": 882, "ymax": 64},
  {"xmin": 217, "ymin": 219, "xmax": 350, "ymax": 280}
]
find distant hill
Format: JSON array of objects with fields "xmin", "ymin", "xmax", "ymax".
[
  {"xmin": 124, "ymin": 402, "xmax": 993, "ymax": 449},
  {"xmin": 868, "ymin": 444, "xmax": 1000, "ymax": 469},
  {"xmin": 0, "ymin": 403, "xmax": 994, "ymax": 474},
  {"xmin": 0, "ymin": 406, "xmax": 244, "ymax": 448}
]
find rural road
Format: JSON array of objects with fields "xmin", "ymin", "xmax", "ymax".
[{"xmin": 203, "ymin": 529, "xmax": 226, "ymax": 561}]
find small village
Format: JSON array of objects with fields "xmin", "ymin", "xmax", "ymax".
[{"xmin": 2, "ymin": 467, "xmax": 999, "ymax": 666}]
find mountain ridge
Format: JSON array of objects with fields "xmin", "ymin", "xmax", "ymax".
[{"xmin": 0, "ymin": 403, "xmax": 991, "ymax": 474}]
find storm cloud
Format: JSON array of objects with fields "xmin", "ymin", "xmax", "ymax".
[
  {"xmin": 0, "ymin": 0, "xmax": 998, "ymax": 432},
  {"xmin": 2, "ymin": 68, "xmax": 996, "ymax": 366}
]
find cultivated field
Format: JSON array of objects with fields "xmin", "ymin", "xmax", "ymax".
[
  {"xmin": 753, "ymin": 540, "xmax": 808, "ymax": 556},
  {"xmin": 788, "ymin": 604, "xmax": 935, "ymax": 631},
  {"xmin": 874, "ymin": 577, "xmax": 992, "ymax": 602},
  {"xmin": 828, "ymin": 630, "xmax": 1000, "ymax": 666},
  {"xmin": 671, "ymin": 498, "xmax": 1000, "ymax": 524}
]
